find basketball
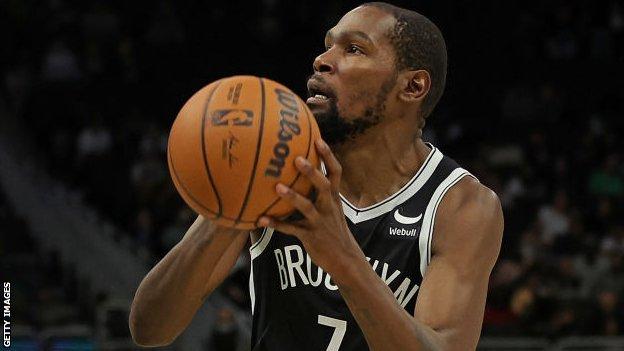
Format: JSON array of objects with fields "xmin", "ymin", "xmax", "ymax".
[{"xmin": 167, "ymin": 75, "xmax": 320, "ymax": 230}]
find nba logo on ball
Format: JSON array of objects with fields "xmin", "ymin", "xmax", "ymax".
[
  {"xmin": 167, "ymin": 76, "xmax": 320, "ymax": 229},
  {"xmin": 211, "ymin": 109, "xmax": 254, "ymax": 126}
]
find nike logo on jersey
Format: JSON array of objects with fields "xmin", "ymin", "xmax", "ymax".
[{"xmin": 393, "ymin": 209, "xmax": 422, "ymax": 224}]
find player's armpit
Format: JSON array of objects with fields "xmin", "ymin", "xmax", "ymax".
[{"xmin": 414, "ymin": 177, "xmax": 504, "ymax": 351}]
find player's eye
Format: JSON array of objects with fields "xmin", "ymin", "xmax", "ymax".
[{"xmin": 346, "ymin": 44, "xmax": 363, "ymax": 54}]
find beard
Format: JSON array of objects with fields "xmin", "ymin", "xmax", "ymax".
[
  {"xmin": 314, "ymin": 99, "xmax": 367, "ymax": 146},
  {"xmin": 313, "ymin": 74, "xmax": 396, "ymax": 147}
]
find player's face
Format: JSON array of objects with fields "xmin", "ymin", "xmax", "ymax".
[{"xmin": 306, "ymin": 6, "xmax": 399, "ymax": 146}]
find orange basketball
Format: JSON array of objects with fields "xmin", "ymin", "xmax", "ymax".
[{"xmin": 167, "ymin": 76, "xmax": 320, "ymax": 230}]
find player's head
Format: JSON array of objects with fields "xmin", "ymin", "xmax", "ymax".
[{"xmin": 306, "ymin": 2, "xmax": 447, "ymax": 146}]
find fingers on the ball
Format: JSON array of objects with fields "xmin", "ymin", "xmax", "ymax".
[
  {"xmin": 277, "ymin": 184, "xmax": 319, "ymax": 220},
  {"xmin": 269, "ymin": 219, "xmax": 304, "ymax": 237},
  {"xmin": 257, "ymin": 216, "xmax": 271, "ymax": 227},
  {"xmin": 296, "ymin": 156, "xmax": 330, "ymax": 191}
]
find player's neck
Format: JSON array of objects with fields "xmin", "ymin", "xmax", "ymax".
[{"xmin": 332, "ymin": 120, "xmax": 430, "ymax": 209}]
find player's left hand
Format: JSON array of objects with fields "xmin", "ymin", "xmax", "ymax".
[{"xmin": 257, "ymin": 138, "xmax": 364, "ymax": 280}]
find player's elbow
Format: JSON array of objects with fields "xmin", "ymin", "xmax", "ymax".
[
  {"xmin": 131, "ymin": 332, "xmax": 172, "ymax": 348},
  {"xmin": 129, "ymin": 307, "xmax": 175, "ymax": 347}
]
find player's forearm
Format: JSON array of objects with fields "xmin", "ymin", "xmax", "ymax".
[
  {"xmin": 129, "ymin": 217, "xmax": 246, "ymax": 346},
  {"xmin": 335, "ymin": 256, "xmax": 444, "ymax": 351}
]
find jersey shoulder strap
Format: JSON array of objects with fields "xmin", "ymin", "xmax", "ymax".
[{"xmin": 417, "ymin": 152, "xmax": 478, "ymax": 277}]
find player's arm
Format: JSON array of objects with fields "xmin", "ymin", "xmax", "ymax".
[
  {"xmin": 411, "ymin": 178, "xmax": 503, "ymax": 350},
  {"xmin": 129, "ymin": 215, "xmax": 252, "ymax": 347},
  {"xmin": 336, "ymin": 178, "xmax": 503, "ymax": 351}
]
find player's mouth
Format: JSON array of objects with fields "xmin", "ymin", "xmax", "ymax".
[
  {"xmin": 306, "ymin": 79, "xmax": 335, "ymax": 106},
  {"xmin": 306, "ymin": 94, "xmax": 331, "ymax": 105}
]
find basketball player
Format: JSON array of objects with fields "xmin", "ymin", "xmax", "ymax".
[{"xmin": 130, "ymin": 3, "xmax": 503, "ymax": 350}]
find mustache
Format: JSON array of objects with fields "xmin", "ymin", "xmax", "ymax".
[
  {"xmin": 306, "ymin": 73, "xmax": 320, "ymax": 86},
  {"xmin": 306, "ymin": 74, "xmax": 337, "ymax": 98}
]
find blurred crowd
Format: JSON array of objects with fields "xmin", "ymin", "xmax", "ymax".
[
  {"xmin": 1, "ymin": 0, "xmax": 623, "ymax": 344},
  {"xmin": 0, "ymin": 187, "xmax": 104, "ymax": 349}
]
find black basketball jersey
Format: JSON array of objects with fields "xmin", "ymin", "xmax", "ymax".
[{"xmin": 249, "ymin": 143, "xmax": 476, "ymax": 351}]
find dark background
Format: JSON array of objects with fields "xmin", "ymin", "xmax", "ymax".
[{"xmin": 1, "ymin": 0, "xmax": 623, "ymax": 350}]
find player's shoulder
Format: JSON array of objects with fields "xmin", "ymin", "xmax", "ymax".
[
  {"xmin": 427, "ymin": 170, "xmax": 503, "ymax": 279},
  {"xmin": 449, "ymin": 176, "xmax": 501, "ymax": 216},
  {"xmin": 435, "ymin": 175, "xmax": 504, "ymax": 244}
]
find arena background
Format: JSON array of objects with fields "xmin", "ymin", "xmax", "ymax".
[{"xmin": 1, "ymin": 0, "xmax": 623, "ymax": 350}]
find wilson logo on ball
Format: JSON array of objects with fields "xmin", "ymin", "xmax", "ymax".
[
  {"xmin": 211, "ymin": 109, "xmax": 254, "ymax": 126},
  {"xmin": 264, "ymin": 89, "xmax": 301, "ymax": 178}
]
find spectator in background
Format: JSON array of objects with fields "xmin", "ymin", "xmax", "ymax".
[
  {"xmin": 41, "ymin": 39, "xmax": 82, "ymax": 83},
  {"xmin": 137, "ymin": 124, "xmax": 168, "ymax": 156},
  {"xmin": 510, "ymin": 272, "xmax": 541, "ymax": 335},
  {"xmin": 75, "ymin": 117, "xmax": 118, "ymax": 210},
  {"xmin": 544, "ymin": 4, "xmax": 579, "ymax": 61},
  {"xmin": 538, "ymin": 190, "xmax": 570, "ymax": 245},
  {"xmin": 519, "ymin": 225, "xmax": 542, "ymax": 266},
  {"xmin": 548, "ymin": 303, "xmax": 579, "ymax": 338},
  {"xmin": 209, "ymin": 307, "xmax": 239, "ymax": 351},
  {"xmin": 134, "ymin": 207, "xmax": 154, "ymax": 260},
  {"xmin": 586, "ymin": 290, "xmax": 624, "ymax": 335},
  {"xmin": 129, "ymin": 124, "xmax": 168, "ymax": 213},
  {"xmin": 593, "ymin": 248, "xmax": 624, "ymax": 296},
  {"xmin": 589, "ymin": 154, "xmax": 624, "ymax": 198},
  {"xmin": 130, "ymin": 150, "xmax": 167, "ymax": 208},
  {"xmin": 76, "ymin": 118, "xmax": 112, "ymax": 161},
  {"xmin": 600, "ymin": 225, "xmax": 624, "ymax": 254}
]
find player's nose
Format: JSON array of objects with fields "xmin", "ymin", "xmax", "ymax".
[{"xmin": 313, "ymin": 51, "xmax": 335, "ymax": 74}]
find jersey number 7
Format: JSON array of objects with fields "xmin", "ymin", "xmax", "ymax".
[{"xmin": 318, "ymin": 315, "xmax": 347, "ymax": 351}]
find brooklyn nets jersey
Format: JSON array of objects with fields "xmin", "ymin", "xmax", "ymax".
[{"xmin": 249, "ymin": 142, "xmax": 476, "ymax": 351}]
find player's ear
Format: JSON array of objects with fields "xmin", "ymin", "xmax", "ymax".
[{"xmin": 397, "ymin": 70, "xmax": 430, "ymax": 104}]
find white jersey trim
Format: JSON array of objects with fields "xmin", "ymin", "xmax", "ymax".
[
  {"xmin": 250, "ymin": 260, "xmax": 256, "ymax": 315},
  {"xmin": 340, "ymin": 144, "xmax": 443, "ymax": 224},
  {"xmin": 249, "ymin": 227, "xmax": 274, "ymax": 315},
  {"xmin": 418, "ymin": 168, "xmax": 477, "ymax": 277},
  {"xmin": 250, "ymin": 227, "xmax": 274, "ymax": 260}
]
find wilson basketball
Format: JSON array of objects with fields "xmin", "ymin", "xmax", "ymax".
[{"xmin": 167, "ymin": 76, "xmax": 320, "ymax": 230}]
